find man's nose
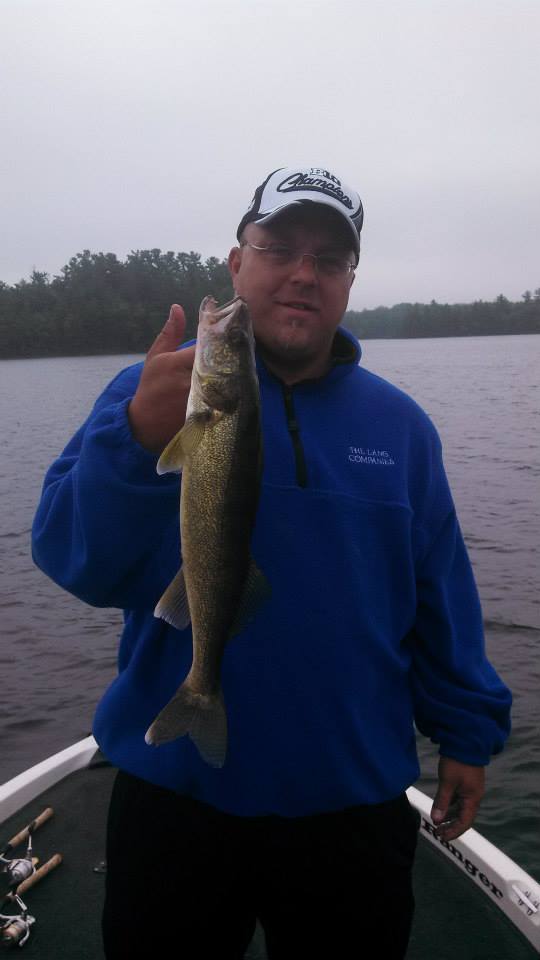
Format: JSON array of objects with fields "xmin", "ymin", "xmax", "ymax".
[{"xmin": 289, "ymin": 253, "xmax": 319, "ymax": 282}]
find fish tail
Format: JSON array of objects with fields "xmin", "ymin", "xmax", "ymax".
[{"xmin": 145, "ymin": 682, "xmax": 227, "ymax": 768}]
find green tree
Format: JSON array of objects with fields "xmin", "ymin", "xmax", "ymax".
[{"xmin": 1, "ymin": 254, "xmax": 538, "ymax": 359}]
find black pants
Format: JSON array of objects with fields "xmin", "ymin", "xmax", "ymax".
[{"xmin": 103, "ymin": 771, "xmax": 419, "ymax": 959}]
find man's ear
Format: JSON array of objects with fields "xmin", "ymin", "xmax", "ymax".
[{"xmin": 228, "ymin": 246, "xmax": 242, "ymax": 291}]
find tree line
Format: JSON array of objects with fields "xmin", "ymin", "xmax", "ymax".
[
  {"xmin": 345, "ymin": 292, "xmax": 540, "ymax": 341},
  {"xmin": 0, "ymin": 249, "xmax": 538, "ymax": 359},
  {"xmin": 0, "ymin": 250, "xmax": 233, "ymax": 359}
]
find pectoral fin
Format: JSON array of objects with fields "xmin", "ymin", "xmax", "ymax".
[
  {"xmin": 154, "ymin": 566, "xmax": 191, "ymax": 630},
  {"xmin": 157, "ymin": 415, "xmax": 211, "ymax": 475},
  {"xmin": 229, "ymin": 556, "xmax": 271, "ymax": 638}
]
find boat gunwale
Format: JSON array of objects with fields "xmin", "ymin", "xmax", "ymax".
[{"xmin": 1, "ymin": 738, "xmax": 538, "ymax": 951}]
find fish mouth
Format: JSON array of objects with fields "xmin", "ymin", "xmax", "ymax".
[
  {"xmin": 217, "ymin": 294, "xmax": 244, "ymax": 311},
  {"xmin": 201, "ymin": 295, "xmax": 245, "ymax": 321},
  {"xmin": 195, "ymin": 294, "xmax": 254, "ymax": 378},
  {"xmin": 200, "ymin": 295, "xmax": 249, "ymax": 334}
]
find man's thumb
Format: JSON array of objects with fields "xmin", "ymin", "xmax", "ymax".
[
  {"xmin": 147, "ymin": 304, "xmax": 186, "ymax": 360},
  {"xmin": 431, "ymin": 782, "xmax": 453, "ymax": 824}
]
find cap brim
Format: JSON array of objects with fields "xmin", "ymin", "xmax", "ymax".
[{"xmin": 239, "ymin": 199, "xmax": 360, "ymax": 260}]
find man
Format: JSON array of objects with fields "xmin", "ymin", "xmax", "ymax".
[{"xmin": 32, "ymin": 166, "xmax": 511, "ymax": 959}]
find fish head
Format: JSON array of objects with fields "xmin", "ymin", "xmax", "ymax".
[{"xmin": 195, "ymin": 296, "xmax": 257, "ymax": 411}]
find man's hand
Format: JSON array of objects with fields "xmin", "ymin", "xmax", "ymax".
[
  {"xmin": 430, "ymin": 757, "xmax": 485, "ymax": 841},
  {"xmin": 128, "ymin": 304, "xmax": 196, "ymax": 454}
]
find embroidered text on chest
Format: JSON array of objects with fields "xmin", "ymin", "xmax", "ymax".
[{"xmin": 348, "ymin": 446, "xmax": 395, "ymax": 466}]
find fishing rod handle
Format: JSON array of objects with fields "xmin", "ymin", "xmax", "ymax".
[
  {"xmin": 3, "ymin": 807, "xmax": 54, "ymax": 855},
  {"xmin": 16, "ymin": 854, "xmax": 62, "ymax": 896}
]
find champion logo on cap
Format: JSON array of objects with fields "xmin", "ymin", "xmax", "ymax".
[
  {"xmin": 276, "ymin": 170, "xmax": 354, "ymax": 212},
  {"xmin": 236, "ymin": 165, "xmax": 364, "ymax": 260}
]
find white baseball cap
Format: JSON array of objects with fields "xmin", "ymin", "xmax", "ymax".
[{"xmin": 237, "ymin": 166, "xmax": 363, "ymax": 260}]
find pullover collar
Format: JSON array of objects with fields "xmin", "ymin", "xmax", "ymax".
[{"xmin": 256, "ymin": 326, "xmax": 361, "ymax": 391}]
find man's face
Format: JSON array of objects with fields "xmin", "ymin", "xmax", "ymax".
[{"xmin": 228, "ymin": 206, "xmax": 356, "ymax": 382}]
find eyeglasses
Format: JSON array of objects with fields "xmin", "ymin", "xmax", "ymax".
[{"xmin": 240, "ymin": 241, "xmax": 355, "ymax": 278}]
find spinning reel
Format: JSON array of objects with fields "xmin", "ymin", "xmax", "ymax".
[{"xmin": 0, "ymin": 808, "xmax": 61, "ymax": 947}]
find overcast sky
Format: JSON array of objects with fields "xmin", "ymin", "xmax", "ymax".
[{"xmin": 1, "ymin": 0, "xmax": 539, "ymax": 310}]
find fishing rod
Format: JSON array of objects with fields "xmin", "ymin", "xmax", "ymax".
[{"xmin": 0, "ymin": 808, "xmax": 61, "ymax": 947}]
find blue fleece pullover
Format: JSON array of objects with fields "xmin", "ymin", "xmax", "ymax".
[{"xmin": 32, "ymin": 329, "xmax": 511, "ymax": 816}]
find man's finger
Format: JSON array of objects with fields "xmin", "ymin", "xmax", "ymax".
[
  {"xmin": 455, "ymin": 794, "xmax": 481, "ymax": 830},
  {"xmin": 432, "ymin": 758, "xmax": 485, "ymax": 838},
  {"xmin": 431, "ymin": 782, "xmax": 454, "ymax": 825},
  {"xmin": 146, "ymin": 304, "xmax": 187, "ymax": 362},
  {"xmin": 434, "ymin": 797, "xmax": 479, "ymax": 841}
]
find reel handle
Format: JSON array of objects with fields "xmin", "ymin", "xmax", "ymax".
[{"xmin": 1, "ymin": 916, "xmax": 34, "ymax": 947}]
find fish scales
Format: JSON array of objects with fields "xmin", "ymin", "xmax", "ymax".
[
  {"xmin": 145, "ymin": 295, "xmax": 267, "ymax": 767},
  {"xmin": 181, "ymin": 389, "xmax": 261, "ymax": 686}
]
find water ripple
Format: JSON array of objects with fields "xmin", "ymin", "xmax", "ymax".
[{"xmin": 2, "ymin": 338, "xmax": 539, "ymax": 878}]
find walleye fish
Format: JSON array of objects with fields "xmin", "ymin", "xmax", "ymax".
[{"xmin": 145, "ymin": 295, "xmax": 268, "ymax": 767}]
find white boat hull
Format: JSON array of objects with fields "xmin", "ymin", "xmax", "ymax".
[
  {"xmin": 1, "ymin": 739, "xmax": 538, "ymax": 952},
  {"xmin": 407, "ymin": 786, "xmax": 540, "ymax": 951}
]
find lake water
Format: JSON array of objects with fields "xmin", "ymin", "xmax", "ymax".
[{"xmin": 0, "ymin": 335, "xmax": 538, "ymax": 878}]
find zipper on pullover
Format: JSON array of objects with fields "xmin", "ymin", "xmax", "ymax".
[{"xmin": 281, "ymin": 385, "xmax": 308, "ymax": 488}]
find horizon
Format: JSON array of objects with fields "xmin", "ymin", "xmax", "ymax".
[{"xmin": 2, "ymin": 249, "xmax": 537, "ymax": 312}]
